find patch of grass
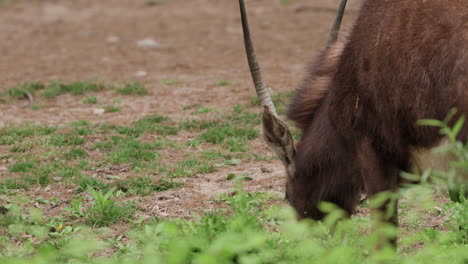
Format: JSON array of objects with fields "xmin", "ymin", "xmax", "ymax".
[
  {"xmin": 168, "ymin": 157, "xmax": 216, "ymax": 177},
  {"xmin": 145, "ymin": 0, "xmax": 161, "ymax": 6},
  {"xmin": 64, "ymin": 148, "xmax": 87, "ymax": 160},
  {"xmin": 198, "ymin": 125, "xmax": 257, "ymax": 144},
  {"xmin": 0, "ymin": 178, "xmax": 30, "ymax": 192},
  {"xmin": 70, "ymin": 120, "xmax": 93, "ymax": 135},
  {"xmin": 107, "ymin": 136, "xmax": 158, "ymax": 168},
  {"xmin": 115, "ymin": 176, "xmax": 182, "ymax": 196},
  {"xmin": 48, "ymin": 134, "xmax": 86, "ymax": 146},
  {"xmin": 31, "ymin": 104, "xmax": 43, "ymax": 110},
  {"xmin": 76, "ymin": 176, "xmax": 109, "ymax": 192},
  {"xmin": 68, "ymin": 188, "xmax": 136, "ymax": 227},
  {"xmin": 216, "ymin": 80, "xmax": 231, "ymax": 86},
  {"xmin": 115, "ymin": 115, "xmax": 177, "ymax": 137},
  {"xmin": 105, "ymin": 105, "xmax": 121, "ymax": 113},
  {"xmin": 9, "ymin": 145, "xmax": 27, "ymax": 153},
  {"xmin": 0, "ymin": 124, "xmax": 56, "ymax": 145},
  {"xmin": 9, "ymin": 161, "xmax": 36, "ymax": 172},
  {"xmin": 116, "ymin": 82, "xmax": 148, "ymax": 95},
  {"xmin": 179, "ymin": 119, "xmax": 220, "ymax": 130},
  {"xmin": 194, "ymin": 107, "xmax": 213, "ymax": 115},
  {"xmin": 42, "ymin": 81, "xmax": 104, "ymax": 99},
  {"xmin": 159, "ymin": 78, "xmax": 178, "ymax": 85},
  {"xmin": 83, "ymin": 96, "xmax": 98, "ymax": 104}
]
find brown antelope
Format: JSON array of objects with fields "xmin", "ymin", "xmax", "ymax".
[{"xmin": 238, "ymin": 0, "xmax": 468, "ymax": 241}]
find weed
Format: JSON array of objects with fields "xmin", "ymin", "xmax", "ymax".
[
  {"xmin": 107, "ymin": 136, "xmax": 158, "ymax": 168},
  {"xmin": 64, "ymin": 148, "xmax": 87, "ymax": 160},
  {"xmin": 84, "ymin": 188, "xmax": 136, "ymax": 227},
  {"xmin": 77, "ymin": 176, "xmax": 109, "ymax": 192},
  {"xmin": 194, "ymin": 107, "xmax": 213, "ymax": 115},
  {"xmin": 168, "ymin": 157, "xmax": 216, "ymax": 177},
  {"xmin": 115, "ymin": 176, "xmax": 182, "ymax": 196},
  {"xmin": 105, "ymin": 105, "xmax": 121, "ymax": 113},
  {"xmin": 42, "ymin": 81, "xmax": 104, "ymax": 99},
  {"xmin": 145, "ymin": 0, "xmax": 160, "ymax": 6},
  {"xmin": 159, "ymin": 78, "xmax": 178, "ymax": 85},
  {"xmin": 179, "ymin": 119, "xmax": 220, "ymax": 130},
  {"xmin": 198, "ymin": 125, "xmax": 257, "ymax": 144},
  {"xmin": 9, "ymin": 161, "xmax": 36, "ymax": 172},
  {"xmin": 0, "ymin": 124, "xmax": 56, "ymax": 145},
  {"xmin": 216, "ymin": 80, "xmax": 231, "ymax": 86},
  {"xmin": 83, "ymin": 96, "xmax": 98, "ymax": 104},
  {"xmin": 115, "ymin": 115, "xmax": 177, "ymax": 137},
  {"xmin": 116, "ymin": 82, "xmax": 148, "ymax": 95}
]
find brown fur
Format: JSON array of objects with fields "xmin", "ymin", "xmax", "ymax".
[{"xmin": 286, "ymin": 0, "xmax": 468, "ymax": 221}]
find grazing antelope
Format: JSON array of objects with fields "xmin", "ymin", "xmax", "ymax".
[{"xmin": 238, "ymin": 0, "xmax": 468, "ymax": 240}]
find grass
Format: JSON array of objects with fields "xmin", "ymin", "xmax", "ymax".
[
  {"xmin": 105, "ymin": 105, "xmax": 121, "ymax": 113},
  {"xmin": 116, "ymin": 82, "xmax": 148, "ymax": 95},
  {"xmin": 82, "ymin": 96, "xmax": 98, "ymax": 104},
  {"xmin": 114, "ymin": 115, "xmax": 177, "ymax": 137},
  {"xmin": 107, "ymin": 136, "xmax": 158, "ymax": 168},
  {"xmin": 0, "ymin": 81, "xmax": 149, "ymax": 105},
  {"xmin": 0, "ymin": 100, "xmax": 466, "ymax": 263},
  {"xmin": 115, "ymin": 176, "xmax": 182, "ymax": 195}
]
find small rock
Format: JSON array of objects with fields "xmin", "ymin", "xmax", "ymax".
[
  {"xmin": 137, "ymin": 38, "xmax": 160, "ymax": 48},
  {"xmin": 107, "ymin": 35, "xmax": 120, "ymax": 43},
  {"xmin": 93, "ymin": 108, "xmax": 105, "ymax": 115},
  {"xmin": 135, "ymin": 71, "xmax": 147, "ymax": 77},
  {"xmin": 158, "ymin": 212, "xmax": 170, "ymax": 217},
  {"xmin": 53, "ymin": 177, "xmax": 62, "ymax": 182}
]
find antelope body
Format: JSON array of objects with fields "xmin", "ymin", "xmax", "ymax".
[{"xmin": 240, "ymin": 0, "xmax": 467, "ymax": 228}]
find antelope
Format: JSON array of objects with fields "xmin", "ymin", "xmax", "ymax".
[{"xmin": 238, "ymin": 0, "xmax": 468, "ymax": 243}]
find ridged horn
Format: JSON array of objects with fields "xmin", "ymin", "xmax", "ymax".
[{"xmin": 239, "ymin": 0, "xmax": 296, "ymax": 178}]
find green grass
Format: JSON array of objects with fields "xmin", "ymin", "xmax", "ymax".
[
  {"xmin": 168, "ymin": 156, "xmax": 216, "ymax": 178},
  {"xmin": 42, "ymin": 81, "xmax": 104, "ymax": 99},
  {"xmin": 64, "ymin": 148, "xmax": 87, "ymax": 160},
  {"xmin": 159, "ymin": 78, "xmax": 178, "ymax": 85},
  {"xmin": 0, "ymin": 94, "xmax": 467, "ymax": 263},
  {"xmin": 115, "ymin": 115, "xmax": 177, "ymax": 137},
  {"xmin": 0, "ymin": 124, "xmax": 56, "ymax": 145},
  {"xmin": 67, "ymin": 188, "xmax": 136, "ymax": 227},
  {"xmin": 8, "ymin": 161, "xmax": 36, "ymax": 172},
  {"xmin": 116, "ymin": 82, "xmax": 148, "ymax": 95},
  {"xmin": 216, "ymin": 80, "xmax": 231, "ymax": 86},
  {"xmin": 107, "ymin": 136, "xmax": 158, "ymax": 168},
  {"xmin": 105, "ymin": 105, "xmax": 121, "ymax": 113},
  {"xmin": 82, "ymin": 96, "xmax": 98, "ymax": 104},
  {"xmin": 115, "ymin": 176, "xmax": 182, "ymax": 196}
]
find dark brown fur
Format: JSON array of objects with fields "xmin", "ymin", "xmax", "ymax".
[{"xmin": 286, "ymin": 0, "xmax": 468, "ymax": 220}]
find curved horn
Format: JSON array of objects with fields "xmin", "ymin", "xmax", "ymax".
[
  {"xmin": 239, "ymin": 0, "xmax": 296, "ymax": 177},
  {"xmin": 327, "ymin": 0, "xmax": 348, "ymax": 46},
  {"xmin": 239, "ymin": 0, "xmax": 277, "ymax": 116}
]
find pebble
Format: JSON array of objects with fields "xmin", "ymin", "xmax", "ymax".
[
  {"xmin": 107, "ymin": 35, "xmax": 120, "ymax": 43},
  {"xmin": 135, "ymin": 71, "xmax": 147, "ymax": 77},
  {"xmin": 137, "ymin": 38, "xmax": 160, "ymax": 48},
  {"xmin": 93, "ymin": 108, "xmax": 105, "ymax": 115}
]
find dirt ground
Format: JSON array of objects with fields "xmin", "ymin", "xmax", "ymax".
[
  {"xmin": 5, "ymin": 0, "xmax": 431, "ymax": 225},
  {"xmin": 0, "ymin": 0, "xmax": 363, "ymax": 125}
]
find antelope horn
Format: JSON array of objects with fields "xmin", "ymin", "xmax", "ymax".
[
  {"xmin": 327, "ymin": 0, "xmax": 348, "ymax": 46},
  {"xmin": 239, "ymin": 0, "xmax": 296, "ymax": 177}
]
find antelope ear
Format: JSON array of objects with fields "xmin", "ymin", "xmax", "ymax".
[{"xmin": 262, "ymin": 106, "xmax": 296, "ymax": 178}]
